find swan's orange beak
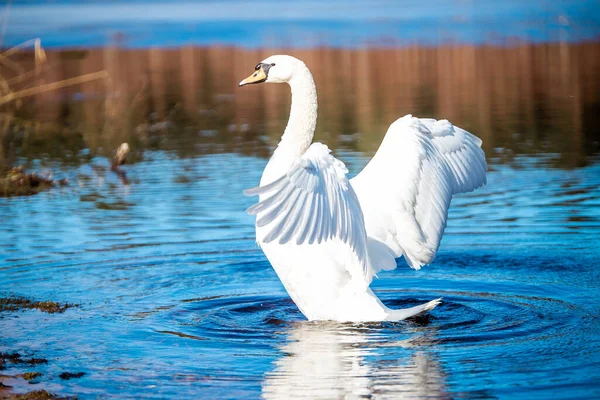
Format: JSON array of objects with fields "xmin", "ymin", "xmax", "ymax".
[{"xmin": 239, "ymin": 66, "xmax": 267, "ymax": 86}]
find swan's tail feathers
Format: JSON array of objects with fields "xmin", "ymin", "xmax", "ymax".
[{"xmin": 386, "ymin": 298, "xmax": 442, "ymax": 321}]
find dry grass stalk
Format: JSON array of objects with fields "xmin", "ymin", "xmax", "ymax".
[
  {"xmin": 0, "ymin": 51, "xmax": 23, "ymax": 74},
  {"xmin": 0, "ymin": 38, "xmax": 107, "ymax": 107},
  {"xmin": 3, "ymin": 38, "xmax": 44, "ymax": 57},
  {"xmin": 5, "ymin": 67, "xmax": 38, "ymax": 86},
  {"xmin": 0, "ymin": 70, "xmax": 109, "ymax": 105}
]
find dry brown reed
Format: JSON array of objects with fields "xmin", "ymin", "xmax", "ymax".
[
  {"xmin": 2, "ymin": 41, "xmax": 599, "ymax": 168},
  {"xmin": 0, "ymin": 38, "xmax": 107, "ymax": 106}
]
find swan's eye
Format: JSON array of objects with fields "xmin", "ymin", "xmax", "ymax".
[
  {"xmin": 271, "ymin": 63, "xmax": 276, "ymax": 67},
  {"xmin": 255, "ymin": 63, "xmax": 261, "ymax": 71}
]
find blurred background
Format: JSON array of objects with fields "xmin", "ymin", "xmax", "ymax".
[
  {"xmin": 1, "ymin": 1, "xmax": 600, "ymax": 399},
  {"xmin": 2, "ymin": 0, "xmax": 600, "ymax": 167}
]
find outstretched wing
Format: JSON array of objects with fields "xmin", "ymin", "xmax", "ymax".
[
  {"xmin": 351, "ymin": 115, "xmax": 487, "ymax": 271},
  {"xmin": 244, "ymin": 142, "xmax": 370, "ymax": 284}
]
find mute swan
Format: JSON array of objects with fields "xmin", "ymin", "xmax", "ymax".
[{"xmin": 239, "ymin": 55, "xmax": 487, "ymax": 322}]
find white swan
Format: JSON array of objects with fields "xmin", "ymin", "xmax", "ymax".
[{"xmin": 239, "ymin": 55, "xmax": 487, "ymax": 322}]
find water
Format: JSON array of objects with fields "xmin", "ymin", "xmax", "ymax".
[
  {"xmin": 1, "ymin": 149, "xmax": 600, "ymax": 398},
  {"xmin": 5, "ymin": 0, "xmax": 600, "ymax": 47},
  {"xmin": 2, "ymin": 1, "xmax": 600, "ymax": 398}
]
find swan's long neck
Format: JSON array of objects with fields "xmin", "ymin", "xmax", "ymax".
[{"xmin": 277, "ymin": 67, "xmax": 317, "ymax": 157}]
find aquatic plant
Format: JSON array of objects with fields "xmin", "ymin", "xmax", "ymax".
[
  {"xmin": 0, "ymin": 165, "xmax": 67, "ymax": 196},
  {"xmin": 0, "ymin": 296, "xmax": 77, "ymax": 313}
]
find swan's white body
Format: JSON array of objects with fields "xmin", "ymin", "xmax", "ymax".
[{"xmin": 240, "ymin": 55, "xmax": 487, "ymax": 322}]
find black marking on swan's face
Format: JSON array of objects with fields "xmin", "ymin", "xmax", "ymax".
[
  {"xmin": 239, "ymin": 61, "xmax": 277, "ymax": 86},
  {"xmin": 254, "ymin": 63, "xmax": 275, "ymax": 76},
  {"xmin": 254, "ymin": 62, "xmax": 275, "ymax": 82}
]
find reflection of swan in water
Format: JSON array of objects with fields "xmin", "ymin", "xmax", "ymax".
[{"xmin": 262, "ymin": 322, "xmax": 448, "ymax": 399}]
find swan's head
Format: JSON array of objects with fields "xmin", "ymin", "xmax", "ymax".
[{"xmin": 238, "ymin": 55, "xmax": 304, "ymax": 86}]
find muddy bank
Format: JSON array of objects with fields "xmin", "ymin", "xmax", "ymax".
[
  {"xmin": 0, "ymin": 353, "xmax": 52, "ymax": 399},
  {"xmin": 0, "ymin": 166, "xmax": 67, "ymax": 197},
  {"xmin": 0, "ymin": 389, "xmax": 75, "ymax": 400},
  {"xmin": 0, "ymin": 350, "xmax": 79, "ymax": 399},
  {"xmin": 0, "ymin": 296, "xmax": 82, "ymax": 398}
]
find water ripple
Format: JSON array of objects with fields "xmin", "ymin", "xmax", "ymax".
[{"xmin": 1, "ymin": 153, "xmax": 599, "ymax": 398}]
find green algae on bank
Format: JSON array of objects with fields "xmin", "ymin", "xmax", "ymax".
[
  {"xmin": 0, "ymin": 355, "xmax": 71, "ymax": 399},
  {"xmin": 58, "ymin": 373, "xmax": 85, "ymax": 381},
  {"xmin": 0, "ymin": 297, "xmax": 78, "ymax": 314},
  {"xmin": 21, "ymin": 372, "xmax": 42, "ymax": 382},
  {"xmin": 0, "ymin": 352, "xmax": 48, "ymax": 369}
]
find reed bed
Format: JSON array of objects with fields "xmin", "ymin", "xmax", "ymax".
[
  {"xmin": 2, "ymin": 41, "xmax": 600, "ymax": 168},
  {"xmin": 0, "ymin": 38, "xmax": 107, "ymax": 106}
]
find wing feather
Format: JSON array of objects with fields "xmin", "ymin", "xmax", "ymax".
[
  {"xmin": 278, "ymin": 190, "xmax": 306, "ymax": 243},
  {"xmin": 243, "ymin": 175, "xmax": 285, "ymax": 196},
  {"xmin": 245, "ymin": 142, "xmax": 370, "ymax": 285},
  {"xmin": 295, "ymin": 193, "xmax": 315, "ymax": 245},
  {"xmin": 351, "ymin": 115, "xmax": 487, "ymax": 272}
]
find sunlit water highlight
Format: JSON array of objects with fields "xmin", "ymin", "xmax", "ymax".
[{"xmin": 1, "ymin": 152, "xmax": 599, "ymax": 398}]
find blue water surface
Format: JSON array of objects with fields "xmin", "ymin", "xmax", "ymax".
[
  {"xmin": 1, "ymin": 1, "xmax": 600, "ymax": 397},
  {"xmin": 1, "ymin": 150, "xmax": 599, "ymax": 398},
  {"xmin": 4, "ymin": 0, "xmax": 600, "ymax": 48}
]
